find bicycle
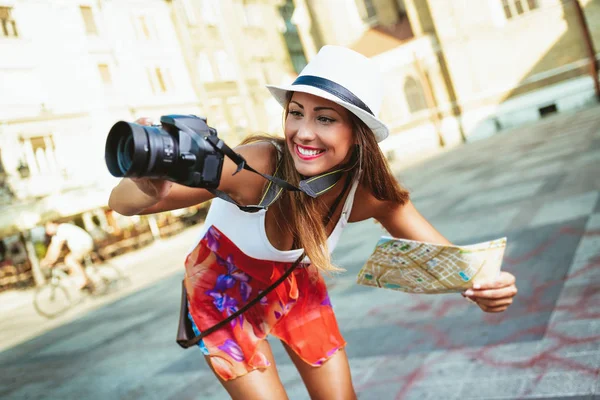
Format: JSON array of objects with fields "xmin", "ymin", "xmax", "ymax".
[{"xmin": 33, "ymin": 254, "xmax": 131, "ymax": 319}]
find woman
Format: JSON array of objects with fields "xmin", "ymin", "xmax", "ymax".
[{"xmin": 108, "ymin": 46, "xmax": 517, "ymax": 400}]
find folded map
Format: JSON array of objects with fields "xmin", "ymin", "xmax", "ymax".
[{"xmin": 356, "ymin": 236, "xmax": 507, "ymax": 294}]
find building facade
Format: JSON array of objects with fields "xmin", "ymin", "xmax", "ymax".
[
  {"xmin": 291, "ymin": 0, "xmax": 600, "ymax": 164},
  {"xmin": 169, "ymin": 0, "xmax": 299, "ymax": 143},
  {"xmin": 422, "ymin": 0, "xmax": 600, "ymax": 140},
  {"xmin": 0, "ymin": 0, "xmax": 299, "ymax": 289},
  {"xmin": 0, "ymin": 0, "xmax": 201, "ymax": 231}
]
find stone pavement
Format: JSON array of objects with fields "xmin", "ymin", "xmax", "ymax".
[
  {"xmin": 0, "ymin": 227, "xmax": 201, "ymax": 352},
  {"xmin": 0, "ymin": 105, "xmax": 599, "ymax": 399}
]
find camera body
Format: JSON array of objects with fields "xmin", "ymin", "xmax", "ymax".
[{"xmin": 105, "ymin": 115, "xmax": 224, "ymax": 189}]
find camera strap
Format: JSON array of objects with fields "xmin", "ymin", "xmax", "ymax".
[{"xmin": 206, "ymin": 136, "xmax": 358, "ymax": 213}]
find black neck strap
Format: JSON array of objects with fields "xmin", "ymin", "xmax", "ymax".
[{"xmin": 205, "ymin": 135, "xmax": 357, "ymax": 212}]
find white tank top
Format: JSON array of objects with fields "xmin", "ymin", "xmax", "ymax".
[{"xmin": 187, "ymin": 178, "xmax": 360, "ymax": 263}]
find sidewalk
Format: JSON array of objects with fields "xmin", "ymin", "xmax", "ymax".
[
  {"xmin": 0, "ymin": 104, "xmax": 599, "ymax": 399},
  {"xmin": 0, "ymin": 225, "xmax": 203, "ymax": 352}
]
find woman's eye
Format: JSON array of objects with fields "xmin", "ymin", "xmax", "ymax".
[
  {"xmin": 318, "ymin": 116, "xmax": 335, "ymax": 124},
  {"xmin": 289, "ymin": 110, "xmax": 303, "ymax": 117}
]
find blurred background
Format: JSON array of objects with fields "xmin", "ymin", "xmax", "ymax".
[
  {"xmin": 1, "ymin": 1, "xmax": 599, "ymax": 399},
  {"xmin": 1, "ymin": 0, "xmax": 599, "ymax": 293}
]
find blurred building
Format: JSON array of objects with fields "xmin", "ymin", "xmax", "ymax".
[
  {"xmin": 0, "ymin": 0, "xmax": 299, "ymax": 289},
  {"xmin": 279, "ymin": 0, "xmax": 309, "ymax": 73},
  {"xmin": 291, "ymin": 0, "xmax": 600, "ymax": 164},
  {"xmin": 0, "ymin": 0, "xmax": 201, "ymax": 235},
  {"xmin": 169, "ymin": 0, "xmax": 299, "ymax": 142}
]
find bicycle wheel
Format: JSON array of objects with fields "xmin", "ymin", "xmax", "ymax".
[
  {"xmin": 86, "ymin": 263, "xmax": 129, "ymax": 295},
  {"xmin": 33, "ymin": 282, "xmax": 72, "ymax": 318}
]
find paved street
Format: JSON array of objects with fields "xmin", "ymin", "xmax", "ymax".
[
  {"xmin": 0, "ymin": 227, "xmax": 201, "ymax": 353},
  {"xmin": 1, "ymin": 105, "xmax": 600, "ymax": 400}
]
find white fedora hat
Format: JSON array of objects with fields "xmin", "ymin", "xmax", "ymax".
[{"xmin": 266, "ymin": 45, "xmax": 389, "ymax": 142}]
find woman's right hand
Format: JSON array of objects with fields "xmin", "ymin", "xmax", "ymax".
[
  {"xmin": 130, "ymin": 177, "xmax": 173, "ymax": 200},
  {"xmin": 129, "ymin": 117, "xmax": 173, "ymax": 201}
]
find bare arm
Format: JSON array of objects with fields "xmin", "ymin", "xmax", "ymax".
[
  {"xmin": 372, "ymin": 198, "xmax": 517, "ymax": 313},
  {"xmin": 41, "ymin": 237, "xmax": 65, "ymax": 266},
  {"xmin": 108, "ymin": 178, "xmax": 172, "ymax": 216},
  {"xmin": 374, "ymin": 200, "xmax": 452, "ymax": 245},
  {"xmin": 108, "ymin": 141, "xmax": 278, "ymax": 216}
]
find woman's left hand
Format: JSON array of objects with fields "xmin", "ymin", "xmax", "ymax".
[{"xmin": 463, "ymin": 271, "xmax": 517, "ymax": 313}]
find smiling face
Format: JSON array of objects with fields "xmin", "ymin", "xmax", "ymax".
[{"xmin": 285, "ymin": 92, "xmax": 355, "ymax": 177}]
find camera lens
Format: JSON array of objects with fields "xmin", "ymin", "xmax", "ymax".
[
  {"xmin": 105, "ymin": 121, "xmax": 149, "ymax": 177},
  {"xmin": 116, "ymin": 135, "xmax": 134, "ymax": 174},
  {"xmin": 105, "ymin": 121, "xmax": 178, "ymax": 179}
]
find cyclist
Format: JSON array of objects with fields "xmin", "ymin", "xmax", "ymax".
[{"xmin": 40, "ymin": 222, "xmax": 95, "ymax": 291}]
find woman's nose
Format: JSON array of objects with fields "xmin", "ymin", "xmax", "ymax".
[{"xmin": 296, "ymin": 122, "xmax": 316, "ymax": 141}]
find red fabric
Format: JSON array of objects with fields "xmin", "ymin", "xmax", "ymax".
[{"xmin": 184, "ymin": 226, "xmax": 346, "ymax": 380}]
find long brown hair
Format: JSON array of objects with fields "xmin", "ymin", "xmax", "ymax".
[{"xmin": 241, "ymin": 98, "xmax": 410, "ymax": 273}]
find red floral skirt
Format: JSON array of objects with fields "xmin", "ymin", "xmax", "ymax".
[{"xmin": 184, "ymin": 226, "xmax": 346, "ymax": 381}]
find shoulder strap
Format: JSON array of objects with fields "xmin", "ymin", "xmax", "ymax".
[
  {"xmin": 205, "ymin": 153, "xmax": 285, "ymax": 212},
  {"xmin": 207, "ymin": 135, "xmax": 299, "ymax": 192},
  {"xmin": 205, "ymin": 136, "xmax": 357, "ymax": 212}
]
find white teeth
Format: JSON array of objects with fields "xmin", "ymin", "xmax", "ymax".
[{"xmin": 298, "ymin": 146, "xmax": 323, "ymax": 156}]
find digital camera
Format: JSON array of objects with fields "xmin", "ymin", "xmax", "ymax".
[{"xmin": 105, "ymin": 115, "xmax": 224, "ymax": 189}]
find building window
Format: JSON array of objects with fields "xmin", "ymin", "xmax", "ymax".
[
  {"xmin": 0, "ymin": 6, "xmax": 19, "ymax": 38},
  {"xmin": 227, "ymin": 98, "xmax": 249, "ymax": 141},
  {"xmin": 80, "ymin": 6, "xmax": 98, "ymax": 35},
  {"xmin": 209, "ymin": 99, "xmax": 230, "ymax": 139},
  {"xmin": 356, "ymin": 0, "xmax": 377, "ymax": 21},
  {"xmin": 201, "ymin": 0, "xmax": 219, "ymax": 25},
  {"xmin": 243, "ymin": 3, "xmax": 262, "ymax": 27},
  {"xmin": 501, "ymin": 0, "xmax": 512, "ymax": 18},
  {"xmin": 20, "ymin": 135, "xmax": 59, "ymax": 176},
  {"xmin": 146, "ymin": 69, "xmax": 155, "ymax": 92},
  {"xmin": 140, "ymin": 16, "xmax": 150, "ymax": 38},
  {"xmin": 147, "ymin": 67, "xmax": 171, "ymax": 93},
  {"xmin": 404, "ymin": 76, "xmax": 428, "ymax": 114},
  {"xmin": 182, "ymin": 0, "xmax": 197, "ymax": 25},
  {"xmin": 216, "ymin": 50, "xmax": 236, "ymax": 81},
  {"xmin": 501, "ymin": 0, "xmax": 538, "ymax": 19},
  {"xmin": 278, "ymin": 0, "xmax": 307, "ymax": 74},
  {"xmin": 155, "ymin": 68, "xmax": 167, "ymax": 92},
  {"xmin": 260, "ymin": 61, "xmax": 273, "ymax": 84},
  {"xmin": 97, "ymin": 64, "xmax": 112, "ymax": 85},
  {"xmin": 132, "ymin": 14, "xmax": 158, "ymax": 40},
  {"xmin": 197, "ymin": 53, "xmax": 215, "ymax": 82},
  {"xmin": 136, "ymin": 15, "xmax": 152, "ymax": 39}
]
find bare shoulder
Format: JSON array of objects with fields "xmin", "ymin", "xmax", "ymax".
[
  {"xmin": 348, "ymin": 183, "xmax": 405, "ymax": 223},
  {"xmin": 234, "ymin": 140, "xmax": 279, "ymax": 173},
  {"xmin": 348, "ymin": 184, "xmax": 383, "ymax": 222},
  {"xmin": 218, "ymin": 140, "xmax": 279, "ymax": 203}
]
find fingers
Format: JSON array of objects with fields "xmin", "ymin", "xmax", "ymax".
[
  {"xmin": 464, "ymin": 285, "xmax": 518, "ymax": 299},
  {"xmin": 472, "ymin": 272, "xmax": 516, "ymax": 290},
  {"xmin": 472, "ymin": 296, "xmax": 514, "ymax": 308},
  {"xmin": 134, "ymin": 117, "xmax": 154, "ymax": 126},
  {"xmin": 462, "ymin": 272, "xmax": 518, "ymax": 314},
  {"xmin": 462, "ymin": 294, "xmax": 514, "ymax": 313},
  {"xmin": 477, "ymin": 303, "xmax": 511, "ymax": 313}
]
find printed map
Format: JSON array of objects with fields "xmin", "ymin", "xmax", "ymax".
[{"xmin": 356, "ymin": 237, "xmax": 507, "ymax": 294}]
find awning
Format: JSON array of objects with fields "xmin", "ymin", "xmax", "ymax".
[{"xmin": 0, "ymin": 186, "xmax": 112, "ymax": 238}]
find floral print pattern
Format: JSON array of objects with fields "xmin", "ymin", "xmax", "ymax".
[{"xmin": 184, "ymin": 226, "xmax": 346, "ymax": 381}]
